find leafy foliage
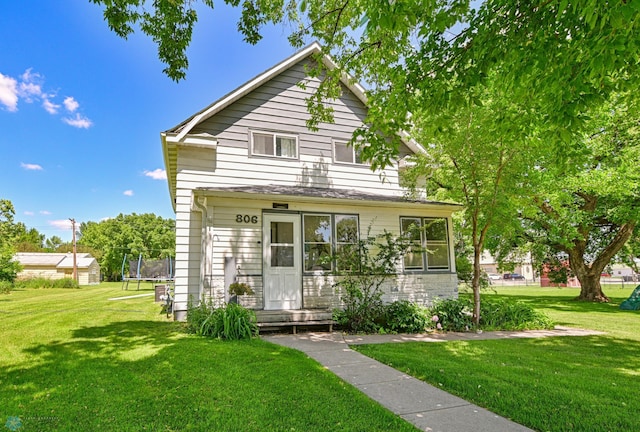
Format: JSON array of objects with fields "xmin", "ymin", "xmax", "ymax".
[
  {"xmin": 382, "ymin": 300, "xmax": 430, "ymax": 334},
  {"xmin": 332, "ymin": 228, "xmax": 414, "ymax": 333},
  {"xmin": 79, "ymin": 213, "xmax": 175, "ymax": 281},
  {"xmin": 498, "ymin": 95, "xmax": 640, "ymax": 301},
  {"xmin": 0, "ymin": 280, "xmax": 12, "ymax": 294},
  {"xmin": 428, "ymin": 297, "xmax": 554, "ymax": 332},
  {"xmin": 186, "ymin": 297, "xmax": 258, "ymax": 340},
  {"xmin": 14, "ymin": 277, "xmax": 80, "ymax": 289}
]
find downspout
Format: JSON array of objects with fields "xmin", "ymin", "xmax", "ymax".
[{"xmin": 192, "ymin": 195, "xmax": 209, "ymax": 305}]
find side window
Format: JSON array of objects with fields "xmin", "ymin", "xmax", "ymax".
[
  {"xmin": 424, "ymin": 218, "xmax": 450, "ymax": 270},
  {"xmin": 400, "ymin": 217, "xmax": 450, "ymax": 271},
  {"xmin": 251, "ymin": 131, "xmax": 298, "ymax": 159},
  {"xmin": 334, "ymin": 140, "xmax": 363, "ymax": 164}
]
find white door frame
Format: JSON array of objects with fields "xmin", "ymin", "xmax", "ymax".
[{"xmin": 263, "ymin": 213, "xmax": 302, "ymax": 310}]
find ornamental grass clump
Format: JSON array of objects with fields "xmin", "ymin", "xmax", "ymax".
[{"xmin": 186, "ymin": 296, "xmax": 258, "ymax": 340}]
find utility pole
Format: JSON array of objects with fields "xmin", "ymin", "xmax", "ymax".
[{"xmin": 69, "ymin": 218, "xmax": 77, "ymax": 283}]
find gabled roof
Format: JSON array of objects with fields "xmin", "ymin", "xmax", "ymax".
[
  {"xmin": 161, "ymin": 42, "xmax": 425, "ymax": 211},
  {"xmin": 165, "ymin": 42, "xmax": 367, "ymax": 138}
]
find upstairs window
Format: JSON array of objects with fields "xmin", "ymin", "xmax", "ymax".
[
  {"xmin": 334, "ymin": 140, "xmax": 363, "ymax": 164},
  {"xmin": 251, "ymin": 131, "xmax": 298, "ymax": 159}
]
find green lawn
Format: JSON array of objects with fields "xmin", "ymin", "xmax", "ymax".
[
  {"xmin": 0, "ymin": 283, "xmax": 417, "ymax": 431},
  {"xmin": 353, "ymin": 285, "xmax": 640, "ymax": 432}
]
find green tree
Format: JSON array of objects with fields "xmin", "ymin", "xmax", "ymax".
[
  {"xmin": 13, "ymin": 225, "xmax": 45, "ymax": 252},
  {"xmin": 0, "ymin": 199, "xmax": 22, "ymax": 282},
  {"xmin": 507, "ymin": 96, "xmax": 640, "ymax": 301},
  {"xmin": 405, "ymin": 80, "xmax": 535, "ymax": 324},
  {"xmin": 45, "ymin": 236, "xmax": 63, "ymax": 251},
  {"xmin": 79, "ymin": 213, "xmax": 175, "ymax": 281}
]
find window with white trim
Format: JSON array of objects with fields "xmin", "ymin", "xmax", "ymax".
[
  {"xmin": 251, "ymin": 131, "xmax": 298, "ymax": 158},
  {"xmin": 303, "ymin": 213, "xmax": 359, "ymax": 272},
  {"xmin": 400, "ymin": 217, "xmax": 450, "ymax": 271},
  {"xmin": 333, "ymin": 140, "xmax": 363, "ymax": 164}
]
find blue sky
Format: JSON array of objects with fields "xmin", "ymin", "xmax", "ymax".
[{"xmin": 1, "ymin": 1, "xmax": 296, "ymax": 242}]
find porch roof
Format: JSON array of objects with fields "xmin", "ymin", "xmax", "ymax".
[{"xmin": 195, "ymin": 185, "xmax": 463, "ymax": 210}]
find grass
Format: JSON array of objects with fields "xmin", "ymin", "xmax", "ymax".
[
  {"xmin": 0, "ymin": 283, "xmax": 417, "ymax": 431},
  {"xmin": 353, "ymin": 285, "xmax": 640, "ymax": 432}
]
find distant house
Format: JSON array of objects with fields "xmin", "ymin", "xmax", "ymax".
[
  {"xmin": 480, "ymin": 251, "xmax": 536, "ymax": 281},
  {"xmin": 14, "ymin": 253, "xmax": 100, "ymax": 285},
  {"xmin": 161, "ymin": 42, "xmax": 462, "ymax": 321}
]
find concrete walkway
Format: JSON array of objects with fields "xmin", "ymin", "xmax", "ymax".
[{"xmin": 263, "ymin": 327, "xmax": 603, "ymax": 432}]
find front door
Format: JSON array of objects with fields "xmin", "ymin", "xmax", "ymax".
[{"xmin": 263, "ymin": 213, "xmax": 301, "ymax": 310}]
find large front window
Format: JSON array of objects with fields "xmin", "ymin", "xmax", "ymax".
[
  {"xmin": 251, "ymin": 131, "xmax": 298, "ymax": 158},
  {"xmin": 400, "ymin": 217, "xmax": 450, "ymax": 271},
  {"xmin": 303, "ymin": 213, "xmax": 359, "ymax": 272}
]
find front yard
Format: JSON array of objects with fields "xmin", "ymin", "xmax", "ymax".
[
  {"xmin": 3, "ymin": 283, "xmax": 639, "ymax": 431},
  {"xmin": 0, "ymin": 283, "xmax": 415, "ymax": 431},
  {"xmin": 354, "ymin": 285, "xmax": 640, "ymax": 431}
]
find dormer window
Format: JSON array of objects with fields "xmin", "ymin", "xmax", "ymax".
[
  {"xmin": 251, "ymin": 131, "xmax": 298, "ymax": 159},
  {"xmin": 334, "ymin": 140, "xmax": 364, "ymax": 165}
]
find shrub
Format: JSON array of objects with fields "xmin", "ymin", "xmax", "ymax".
[
  {"xmin": 0, "ymin": 244, "xmax": 21, "ymax": 283},
  {"xmin": 0, "ymin": 281, "xmax": 13, "ymax": 294},
  {"xmin": 333, "ymin": 228, "xmax": 415, "ymax": 334},
  {"xmin": 428, "ymin": 298, "xmax": 475, "ymax": 332},
  {"xmin": 427, "ymin": 297, "xmax": 554, "ymax": 332},
  {"xmin": 14, "ymin": 277, "xmax": 79, "ymax": 289},
  {"xmin": 480, "ymin": 298, "xmax": 554, "ymax": 330},
  {"xmin": 186, "ymin": 297, "xmax": 258, "ymax": 340},
  {"xmin": 383, "ymin": 300, "xmax": 430, "ymax": 333}
]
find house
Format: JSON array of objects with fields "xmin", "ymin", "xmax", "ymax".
[
  {"xmin": 161, "ymin": 42, "xmax": 462, "ymax": 322},
  {"xmin": 479, "ymin": 251, "xmax": 536, "ymax": 281},
  {"xmin": 14, "ymin": 252, "xmax": 100, "ymax": 285}
]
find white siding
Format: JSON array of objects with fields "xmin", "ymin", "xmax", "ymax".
[
  {"xmin": 183, "ymin": 59, "xmax": 402, "ymax": 197},
  {"xmin": 187, "ymin": 196, "xmax": 457, "ymax": 312}
]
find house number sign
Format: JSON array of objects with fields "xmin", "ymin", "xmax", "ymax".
[{"xmin": 236, "ymin": 215, "xmax": 259, "ymax": 224}]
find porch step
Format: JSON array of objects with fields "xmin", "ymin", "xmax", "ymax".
[
  {"xmin": 255, "ymin": 310, "xmax": 334, "ymax": 334},
  {"xmin": 255, "ymin": 309, "xmax": 333, "ymax": 323},
  {"xmin": 257, "ymin": 320, "xmax": 334, "ymax": 334}
]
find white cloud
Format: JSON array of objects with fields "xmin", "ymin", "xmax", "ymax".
[
  {"xmin": 24, "ymin": 211, "xmax": 34, "ymax": 216},
  {"xmin": 18, "ymin": 69, "xmax": 43, "ymax": 101},
  {"xmin": 144, "ymin": 168, "xmax": 167, "ymax": 180},
  {"xmin": 63, "ymin": 113, "xmax": 93, "ymax": 129},
  {"xmin": 49, "ymin": 219, "xmax": 73, "ymax": 230},
  {"xmin": 42, "ymin": 97, "xmax": 60, "ymax": 114},
  {"xmin": 123, "ymin": 190, "xmax": 134, "ymax": 196},
  {"xmin": 0, "ymin": 73, "xmax": 18, "ymax": 111},
  {"xmin": 21, "ymin": 162, "xmax": 43, "ymax": 171},
  {"xmin": 63, "ymin": 96, "xmax": 79, "ymax": 112},
  {"xmin": 40, "ymin": 210, "xmax": 51, "ymax": 215},
  {"xmin": 1, "ymin": 69, "xmax": 90, "ymax": 126}
]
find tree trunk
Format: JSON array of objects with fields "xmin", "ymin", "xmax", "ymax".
[
  {"xmin": 567, "ymin": 250, "xmax": 610, "ymax": 302},
  {"xmin": 471, "ymin": 245, "xmax": 482, "ymax": 326},
  {"xmin": 576, "ymin": 275, "xmax": 609, "ymax": 302}
]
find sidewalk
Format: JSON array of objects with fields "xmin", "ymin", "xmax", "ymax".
[{"xmin": 263, "ymin": 327, "xmax": 603, "ymax": 432}]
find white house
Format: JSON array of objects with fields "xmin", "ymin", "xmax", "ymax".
[
  {"xmin": 162, "ymin": 43, "xmax": 462, "ymax": 322},
  {"xmin": 14, "ymin": 252, "xmax": 100, "ymax": 285}
]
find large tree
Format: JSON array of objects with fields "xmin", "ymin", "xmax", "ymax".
[
  {"xmin": 79, "ymin": 213, "xmax": 175, "ymax": 281},
  {"xmin": 508, "ymin": 96, "xmax": 640, "ymax": 301}
]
